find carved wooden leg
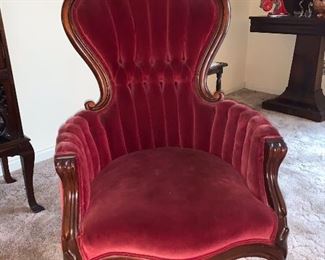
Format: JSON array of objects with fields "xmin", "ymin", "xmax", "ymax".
[
  {"xmin": 19, "ymin": 142, "xmax": 44, "ymax": 213},
  {"xmin": 55, "ymin": 156, "xmax": 81, "ymax": 260},
  {"xmin": 265, "ymin": 139, "xmax": 289, "ymax": 259},
  {"xmin": 1, "ymin": 156, "xmax": 16, "ymax": 183}
]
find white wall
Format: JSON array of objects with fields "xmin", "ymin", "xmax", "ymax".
[
  {"xmin": 208, "ymin": 0, "xmax": 250, "ymax": 94},
  {"xmin": 245, "ymin": 0, "xmax": 325, "ymax": 95},
  {"xmin": 1, "ymin": 0, "xmax": 251, "ymax": 172},
  {"xmin": 0, "ymin": 0, "xmax": 98, "ymax": 171}
]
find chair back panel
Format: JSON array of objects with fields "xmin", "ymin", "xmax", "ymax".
[
  {"xmin": 71, "ymin": 0, "xmax": 222, "ymax": 90},
  {"xmin": 64, "ymin": 0, "xmax": 230, "ymax": 161}
]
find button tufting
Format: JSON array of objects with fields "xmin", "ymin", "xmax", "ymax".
[
  {"xmin": 149, "ymin": 58, "xmax": 156, "ymax": 67},
  {"xmin": 118, "ymin": 59, "xmax": 124, "ymax": 67}
]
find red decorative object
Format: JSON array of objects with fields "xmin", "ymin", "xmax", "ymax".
[
  {"xmin": 314, "ymin": 0, "xmax": 325, "ymax": 18},
  {"xmin": 55, "ymin": 0, "xmax": 289, "ymax": 259},
  {"xmin": 260, "ymin": 0, "xmax": 288, "ymax": 16}
]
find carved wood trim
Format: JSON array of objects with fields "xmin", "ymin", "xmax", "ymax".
[
  {"xmin": 62, "ymin": 0, "xmax": 111, "ymax": 111},
  {"xmin": 100, "ymin": 244, "xmax": 285, "ymax": 260},
  {"xmin": 210, "ymin": 244, "xmax": 285, "ymax": 260},
  {"xmin": 264, "ymin": 138, "xmax": 289, "ymax": 258},
  {"xmin": 196, "ymin": 0, "xmax": 231, "ymax": 102},
  {"xmin": 55, "ymin": 155, "xmax": 82, "ymax": 260},
  {"xmin": 0, "ymin": 10, "xmax": 24, "ymax": 138}
]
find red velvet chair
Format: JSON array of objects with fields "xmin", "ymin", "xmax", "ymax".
[{"xmin": 55, "ymin": 0, "xmax": 289, "ymax": 259}]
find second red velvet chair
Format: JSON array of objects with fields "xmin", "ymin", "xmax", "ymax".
[{"xmin": 55, "ymin": 0, "xmax": 289, "ymax": 259}]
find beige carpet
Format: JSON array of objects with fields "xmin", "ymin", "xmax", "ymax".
[{"xmin": 0, "ymin": 89, "xmax": 324, "ymax": 260}]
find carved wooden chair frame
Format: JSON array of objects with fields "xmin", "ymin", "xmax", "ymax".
[{"xmin": 55, "ymin": 0, "xmax": 289, "ymax": 259}]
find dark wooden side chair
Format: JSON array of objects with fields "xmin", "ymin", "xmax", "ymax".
[{"xmin": 55, "ymin": 0, "xmax": 289, "ymax": 259}]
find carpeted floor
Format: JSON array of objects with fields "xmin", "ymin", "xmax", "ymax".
[{"xmin": 0, "ymin": 89, "xmax": 324, "ymax": 260}]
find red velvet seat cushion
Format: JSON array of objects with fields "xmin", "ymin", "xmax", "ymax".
[{"xmin": 79, "ymin": 147, "xmax": 277, "ymax": 260}]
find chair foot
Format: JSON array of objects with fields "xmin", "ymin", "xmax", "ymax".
[{"xmin": 1, "ymin": 157, "xmax": 17, "ymax": 183}]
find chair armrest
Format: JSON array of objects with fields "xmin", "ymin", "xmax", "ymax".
[
  {"xmin": 55, "ymin": 111, "xmax": 111, "ymax": 216},
  {"xmin": 208, "ymin": 62, "xmax": 228, "ymax": 75},
  {"xmin": 211, "ymin": 101, "xmax": 288, "ymax": 249},
  {"xmin": 208, "ymin": 62, "xmax": 228, "ymax": 92},
  {"xmin": 241, "ymin": 126, "xmax": 284, "ymax": 205},
  {"xmin": 264, "ymin": 138, "xmax": 289, "ymax": 251},
  {"xmin": 55, "ymin": 155, "xmax": 81, "ymax": 260},
  {"xmin": 55, "ymin": 110, "xmax": 112, "ymax": 259},
  {"xmin": 214, "ymin": 102, "xmax": 284, "ymax": 206}
]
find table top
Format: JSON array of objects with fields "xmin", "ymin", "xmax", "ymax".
[{"xmin": 250, "ymin": 16, "xmax": 325, "ymax": 36}]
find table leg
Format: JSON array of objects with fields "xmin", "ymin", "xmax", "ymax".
[
  {"xmin": 262, "ymin": 35, "xmax": 325, "ymax": 122},
  {"xmin": 20, "ymin": 141, "xmax": 44, "ymax": 213},
  {"xmin": 1, "ymin": 156, "xmax": 16, "ymax": 183}
]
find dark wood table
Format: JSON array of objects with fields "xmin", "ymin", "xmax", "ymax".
[
  {"xmin": 250, "ymin": 16, "xmax": 325, "ymax": 122},
  {"xmin": 0, "ymin": 11, "xmax": 44, "ymax": 212}
]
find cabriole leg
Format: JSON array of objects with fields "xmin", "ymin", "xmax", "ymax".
[
  {"xmin": 20, "ymin": 142, "xmax": 44, "ymax": 213},
  {"xmin": 1, "ymin": 156, "xmax": 16, "ymax": 183}
]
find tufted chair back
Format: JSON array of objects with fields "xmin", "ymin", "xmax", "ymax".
[
  {"xmin": 63, "ymin": 0, "xmax": 230, "ymax": 159},
  {"xmin": 67, "ymin": 0, "xmax": 228, "ymax": 100}
]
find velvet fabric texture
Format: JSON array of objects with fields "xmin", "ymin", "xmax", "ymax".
[
  {"xmin": 71, "ymin": 0, "xmax": 221, "ymax": 87},
  {"xmin": 56, "ymin": 101, "xmax": 280, "ymax": 221},
  {"xmin": 79, "ymin": 147, "xmax": 277, "ymax": 260},
  {"xmin": 56, "ymin": 0, "xmax": 282, "ymax": 259},
  {"xmin": 56, "ymin": 100, "xmax": 281, "ymax": 259}
]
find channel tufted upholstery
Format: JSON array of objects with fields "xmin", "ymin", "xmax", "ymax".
[
  {"xmin": 71, "ymin": 0, "xmax": 220, "ymax": 86},
  {"xmin": 55, "ymin": 0, "xmax": 288, "ymax": 259},
  {"xmin": 56, "ymin": 101, "xmax": 280, "ymax": 220}
]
